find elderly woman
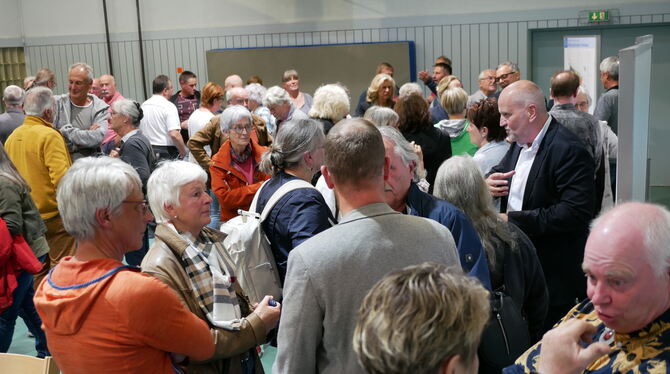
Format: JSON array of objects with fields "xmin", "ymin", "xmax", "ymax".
[
  {"xmin": 33, "ymin": 157, "xmax": 215, "ymax": 373},
  {"xmin": 364, "ymin": 106, "xmax": 399, "ymax": 128},
  {"xmin": 0, "ymin": 142, "xmax": 49, "ymax": 358},
  {"xmin": 307, "ymin": 83, "xmax": 350, "ymax": 135},
  {"xmin": 354, "ymin": 262, "xmax": 490, "ymax": 374},
  {"xmin": 466, "ymin": 98, "xmax": 510, "ymax": 175},
  {"xmin": 256, "ymin": 119, "xmax": 334, "ymax": 283},
  {"xmin": 282, "ymin": 69, "xmax": 313, "ymax": 115},
  {"xmin": 434, "ymin": 155, "xmax": 548, "ymax": 372},
  {"xmin": 142, "ymin": 160, "xmax": 280, "ymax": 373},
  {"xmin": 30, "ymin": 68, "xmax": 56, "ymax": 90},
  {"xmin": 246, "ymin": 83, "xmax": 276, "ymax": 136},
  {"xmin": 355, "ymin": 73, "xmax": 396, "ymax": 117},
  {"xmin": 435, "ymin": 87, "xmax": 478, "ymax": 156},
  {"xmin": 395, "ymin": 93, "xmax": 451, "ymax": 192},
  {"xmin": 108, "ymin": 99, "xmax": 155, "ymax": 265},
  {"xmin": 263, "ymin": 86, "xmax": 309, "ymax": 130},
  {"xmin": 210, "ymin": 105, "xmax": 270, "ymax": 222}
]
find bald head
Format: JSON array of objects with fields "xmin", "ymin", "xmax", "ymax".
[
  {"xmin": 498, "ymin": 80, "xmax": 549, "ymax": 145},
  {"xmin": 224, "ymin": 75, "xmax": 244, "ymax": 91},
  {"xmin": 500, "ymin": 80, "xmax": 547, "ymax": 115}
]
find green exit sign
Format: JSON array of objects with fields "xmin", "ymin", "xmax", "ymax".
[{"xmin": 588, "ymin": 10, "xmax": 610, "ymax": 22}]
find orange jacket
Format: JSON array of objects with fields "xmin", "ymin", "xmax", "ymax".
[{"xmin": 210, "ymin": 140, "xmax": 269, "ymax": 221}]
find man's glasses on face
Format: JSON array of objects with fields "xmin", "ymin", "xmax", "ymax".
[{"xmin": 495, "ymin": 71, "xmax": 517, "ymax": 82}]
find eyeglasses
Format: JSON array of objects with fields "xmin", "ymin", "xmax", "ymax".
[
  {"xmin": 480, "ymin": 76, "xmax": 496, "ymax": 81},
  {"xmin": 495, "ymin": 72, "xmax": 517, "ymax": 82},
  {"xmin": 231, "ymin": 125, "xmax": 254, "ymax": 134},
  {"xmin": 122, "ymin": 200, "xmax": 150, "ymax": 214}
]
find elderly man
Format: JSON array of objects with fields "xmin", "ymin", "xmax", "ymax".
[
  {"xmin": 486, "ymin": 80, "xmax": 595, "ymax": 331},
  {"xmin": 468, "ymin": 69, "xmax": 497, "ymax": 108},
  {"xmin": 505, "ymin": 202, "xmax": 670, "ymax": 374},
  {"xmin": 496, "ymin": 61, "xmax": 521, "ymax": 91},
  {"xmin": 5, "ymin": 87, "xmax": 74, "ymax": 287},
  {"xmin": 594, "ymin": 56, "xmax": 619, "ymax": 134},
  {"xmin": 550, "ymin": 70, "xmax": 605, "ymax": 212},
  {"xmin": 53, "ymin": 63, "xmax": 109, "ymax": 160},
  {"xmin": 90, "ymin": 77, "xmax": 102, "ymax": 98},
  {"xmin": 99, "ymin": 74, "xmax": 126, "ymax": 152},
  {"xmin": 0, "ymin": 85, "xmax": 25, "ymax": 144},
  {"xmin": 223, "ymin": 74, "xmax": 244, "ymax": 91},
  {"xmin": 380, "ymin": 126, "xmax": 490, "ymax": 289},
  {"xmin": 169, "ymin": 70, "xmax": 200, "ymax": 144},
  {"xmin": 263, "ymin": 86, "xmax": 308, "ymax": 130},
  {"xmin": 273, "ymin": 118, "xmax": 461, "ymax": 374},
  {"xmin": 140, "ymin": 75, "xmax": 186, "ymax": 161}
]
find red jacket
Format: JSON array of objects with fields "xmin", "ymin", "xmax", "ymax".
[
  {"xmin": 0, "ymin": 218, "xmax": 42, "ymax": 312},
  {"xmin": 210, "ymin": 140, "xmax": 269, "ymax": 222}
]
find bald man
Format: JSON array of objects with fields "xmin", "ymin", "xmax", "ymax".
[
  {"xmin": 99, "ymin": 74, "xmax": 126, "ymax": 152},
  {"xmin": 486, "ymin": 80, "xmax": 595, "ymax": 332},
  {"xmin": 223, "ymin": 74, "xmax": 244, "ymax": 91}
]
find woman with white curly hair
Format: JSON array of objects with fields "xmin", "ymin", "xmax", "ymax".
[{"xmin": 307, "ymin": 83, "xmax": 350, "ymax": 134}]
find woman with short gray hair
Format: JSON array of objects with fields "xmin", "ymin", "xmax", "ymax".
[
  {"xmin": 433, "ymin": 155, "xmax": 548, "ymax": 372},
  {"xmin": 364, "ymin": 106, "xmax": 399, "ymax": 128},
  {"xmin": 263, "ymin": 86, "xmax": 308, "ymax": 128},
  {"xmin": 256, "ymin": 119, "xmax": 334, "ymax": 283}
]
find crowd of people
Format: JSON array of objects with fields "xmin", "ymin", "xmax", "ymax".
[{"xmin": 0, "ymin": 53, "xmax": 667, "ymax": 374}]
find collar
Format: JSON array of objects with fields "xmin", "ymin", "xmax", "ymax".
[
  {"xmin": 6, "ymin": 108, "xmax": 22, "ymax": 114},
  {"xmin": 552, "ymin": 103, "xmax": 577, "ymax": 111},
  {"xmin": 103, "ymin": 91, "xmax": 121, "ymax": 105},
  {"xmin": 339, "ymin": 202, "xmax": 399, "ymax": 225},
  {"xmin": 606, "ymin": 85, "xmax": 619, "ymax": 92},
  {"xmin": 519, "ymin": 115, "xmax": 552, "ymax": 150},
  {"xmin": 24, "ymin": 115, "xmax": 55, "ymax": 129},
  {"xmin": 121, "ymin": 129, "xmax": 138, "ymax": 142}
]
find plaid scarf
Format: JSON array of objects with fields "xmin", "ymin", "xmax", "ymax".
[
  {"xmin": 230, "ymin": 143, "xmax": 252, "ymax": 164},
  {"xmin": 166, "ymin": 224, "xmax": 242, "ymax": 331}
]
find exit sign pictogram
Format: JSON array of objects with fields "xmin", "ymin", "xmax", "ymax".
[{"xmin": 588, "ymin": 11, "xmax": 609, "ymax": 22}]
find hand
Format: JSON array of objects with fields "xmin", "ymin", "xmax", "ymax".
[
  {"xmin": 253, "ymin": 295, "xmax": 281, "ymax": 334},
  {"xmin": 109, "ymin": 148, "xmax": 120, "ymax": 158},
  {"xmin": 499, "ymin": 213, "xmax": 508, "ymax": 222},
  {"xmin": 486, "ymin": 170, "xmax": 515, "ymax": 197},
  {"xmin": 89, "ymin": 123, "xmax": 100, "ymax": 130},
  {"xmin": 418, "ymin": 70, "xmax": 430, "ymax": 83},
  {"xmin": 539, "ymin": 319, "xmax": 610, "ymax": 374},
  {"xmin": 181, "ymin": 120, "xmax": 189, "ymax": 129}
]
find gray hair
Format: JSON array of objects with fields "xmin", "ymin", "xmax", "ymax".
[
  {"xmin": 219, "ymin": 105, "xmax": 252, "ymax": 132},
  {"xmin": 398, "ymin": 83, "xmax": 423, "ymax": 99},
  {"xmin": 263, "ymin": 86, "xmax": 291, "ymax": 107},
  {"xmin": 57, "ymin": 157, "xmax": 142, "ymax": 241},
  {"xmin": 434, "ymin": 155, "xmax": 517, "ymax": 266},
  {"xmin": 112, "ymin": 99, "xmax": 143, "ymax": 126},
  {"xmin": 497, "ymin": 61, "xmax": 519, "ymax": 73},
  {"xmin": 260, "ymin": 118, "xmax": 324, "ymax": 174},
  {"xmin": 147, "ymin": 160, "xmax": 207, "ymax": 224},
  {"xmin": 69, "ymin": 62, "xmax": 94, "ymax": 83},
  {"xmin": 577, "ymin": 85, "xmax": 592, "ymax": 106},
  {"xmin": 225, "ymin": 87, "xmax": 248, "ymax": 103},
  {"xmin": 3, "ymin": 85, "xmax": 25, "ymax": 107},
  {"xmin": 599, "ymin": 56, "xmax": 619, "ymax": 81},
  {"xmin": 23, "ymin": 87, "xmax": 54, "ymax": 117},
  {"xmin": 378, "ymin": 126, "xmax": 421, "ymax": 182},
  {"xmin": 478, "ymin": 69, "xmax": 495, "ymax": 80},
  {"xmin": 364, "ymin": 106, "xmax": 399, "ymax": 128},
  {"xmin": 23, "ymin": 76, "xmax": 35, "ymax": 89},
  {"xmin": 308, "ymin": 83, "xmax": 350, "ymax": 122},
  {"xmin": 245, "ymin": 83, "xmax": 267, "ymax": 105}
]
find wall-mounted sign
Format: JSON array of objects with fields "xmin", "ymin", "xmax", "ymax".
[{"xmin": 588, "ymin": 10, "xmax": 610, "ymax": 23}]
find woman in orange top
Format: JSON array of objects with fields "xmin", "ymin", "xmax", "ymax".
[{"xmin": 210, "ymin": 105, "xmax": 269, "ymax": 222}]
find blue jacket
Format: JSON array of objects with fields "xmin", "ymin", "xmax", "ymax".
[
  {"xmin": 255, "ymin": 171, "xmax": 335, "ymax": 283},
  {"xmin": 406, "ymin": 182, "xmax": 491, "ymax": 289}
]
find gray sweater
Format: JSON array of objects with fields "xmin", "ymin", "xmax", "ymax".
[{"xmin": 54, "ymin": 93, "xmax": 109, "ymax": 159}]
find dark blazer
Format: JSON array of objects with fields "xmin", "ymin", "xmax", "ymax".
[
  {"xmin": 488, "ymin": 118, "xmax": 595, "ymax": 306},
  {"xmin": 119, "ymin": 130, "xmax": 155, "ymax": 193},
  {"xmin": 402, "ymin": 126, "xmax": 452, "ymax": 193}
]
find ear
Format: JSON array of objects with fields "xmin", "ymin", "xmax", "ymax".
[
  {"xmin": 303, "ymin": 151, "xmax": 312, "ymax": 166},
  {"xmin": 95, "ymin": 207, "xmax": 113, "ymax": 230},
  {"xmin": 164, "ymin": 202, "xmax": 177, "ymax": 219},
  {"xmin": 527, "ymin": 104, "xmax": 537, "ymax": 121},
  {"xmin": 382, "ymin": 156, "xmax": 391, "ymax": 182},
  {"xmin": 480, "ymin": 127, "xmax": 488, "ymax": 137},
  {"xmin": 440, "ymin": 355, "xmax": 467, "ymax": 374},
  {"xmin": 321, "ymin": 165, "xmax": 335, "ymax": 189},
  {"xmin": 408, "ymin": 160, "xmax": 416, "ymax": 176}
]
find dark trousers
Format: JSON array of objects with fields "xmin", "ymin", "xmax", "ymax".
[{"xmin": 152, "ymin": 145, "xmax": 179, "ymax": 162}]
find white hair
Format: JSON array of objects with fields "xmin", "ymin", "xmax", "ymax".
[
  {"xmin": 219, "ymin": 105, "xmax": 252, "ymax": 132},
  {"xmin": 57, "ymin": 157, "xmax": 142, "ymax": 241},
  {"xmin": 308, "ymin": 83, "xmax": 350, "ymax": 122},
  {"xmin": 263, "ymin": 86, "xmax": 291, "ymax": 107},
  {"xmin": 112, "ymin": 99, "xmax": 143, "ymax": 127},
  {"xmin": 378, "ymin": 126, "xmax": 421, "ymax": 182},
  {"xmin": 398, "ymin": 83, "xmax": 423, "ymax": 99},
  {"xmin": 364, "ymin": 106, "xmax": 399, "ymax": 128},
  {"xmin": 23, "ymin": 87, "xmax": 54, "ymax": 117},
  {"xmin": 245, "ymin": 83, "xmax": 267, "ymax": 105},
  {"xmin": 599, "ymin": 56, "xmax": 619, "ymax": 81},
  {"xmin": 69, "ymin": 62, "xmax": 94, "ymax": 83},
  {"xmin": 497, "ymin": 61, "xmax": 519, "ymax": 73},
  {"xmin": 225, "ymin": 87, "xmax": 248, "ymax": 103},
  {"xmin": 147, "ymin": 160, "xmax": 207, "ymax": 224},
  {"xmin": 3, "ymin": 85, "xmax": 25, "ymax": 107},
  {"xmin": 577, "ymin": 85, "xmax": 592, "ymax": 106}
]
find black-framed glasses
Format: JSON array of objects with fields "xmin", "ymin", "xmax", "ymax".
[
  {"xmin": 122, "ymin": 200, "xmax": 150, "ymax": 214},
  {"xmin": 495, "ymin": 72, "xmax": 517, "ymax": 82},
  {"xmin": 231, "ymin": 125, "xmax": 254, "ymax": 134}
]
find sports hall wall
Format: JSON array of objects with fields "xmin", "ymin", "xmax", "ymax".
[{"xmin": 0, "ymin": 0, "xmax": 669, "ymax": 103}]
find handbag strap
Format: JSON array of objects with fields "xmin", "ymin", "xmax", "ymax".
[{"xmin": 259, "ymin": 179, "xmax": 315, "ymax": 222}]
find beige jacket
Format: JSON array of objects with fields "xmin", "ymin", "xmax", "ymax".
[{"xmin": 142, "ymin": 224, "xmax": 266, "ymax": 374}]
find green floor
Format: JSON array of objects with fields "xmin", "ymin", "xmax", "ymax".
[{"xmin": 8, "ymin": 319, "xmax": 277, "ymax": 372}]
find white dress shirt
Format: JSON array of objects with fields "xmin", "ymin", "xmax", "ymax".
[{"xmin": 507, "ymin": 115, "xmax": 552, "ymax": 212}]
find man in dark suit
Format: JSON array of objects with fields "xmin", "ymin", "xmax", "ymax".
[{"xmin": 486, "ymin": 80, "xmax": 595, "ymax": 331}]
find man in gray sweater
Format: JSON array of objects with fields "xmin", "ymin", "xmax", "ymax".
[{"xmin": 273, "ymin": 118, "xmax": 461, "ymax": 374}]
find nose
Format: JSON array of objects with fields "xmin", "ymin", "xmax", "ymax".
[
  {"xmin": 144, "ymin": 209, "xmax": 154, "ymax": 222},
  {"xmin": 589, "ymin": 280, "xmax": 612, "ymax": 306}
]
